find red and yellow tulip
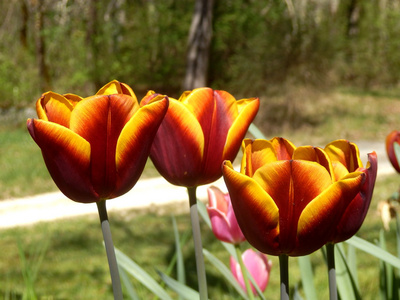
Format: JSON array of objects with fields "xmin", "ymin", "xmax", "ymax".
[
  {"xmin": 386, "ymin": 130, "xmax": 400, "ymax": 173},
  {"xmin": 27, "ymin": 80, "xmax": 168, "ymax": 203},
  {"xmin": 222, "ymin": 137, "xmax": 376, "ymax": 256},
  {"xmin": 142, "ymin": 88, "xmax": 259, "ymax": 187}
]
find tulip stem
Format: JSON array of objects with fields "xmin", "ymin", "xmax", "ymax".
[
  {"xmin": 326, "ymin": 243, "xmax": 338, "ymax": 300},
  {"xmin": 187, "ymin": 186, "xmax": 208, "ymax": 300},
  {"xmin": 279, "ymin": 254, "xmax": 289, "ymax": 300},
  {"xmin": 97, "ymin": 200, "xmax": 123, "ymax": 300},
  {"xmin": 235, "ymin": 245, "xmax": 255, "ymax": 300}
]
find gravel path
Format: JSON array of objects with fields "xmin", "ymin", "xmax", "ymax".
[{"xmin": 0, "ymin": 141, "xmax": 393, "ymax": 229}]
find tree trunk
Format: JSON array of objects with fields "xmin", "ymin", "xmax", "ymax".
[{"xmin": 182, "ymin": 0, "xmax": 214, "ymax": 90}]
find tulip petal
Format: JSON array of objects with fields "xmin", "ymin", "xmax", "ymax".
[
  {"xmin": 63, "ymin": 94, "xmax": 83, "ymax": 108},
  {"xmin": 36, "ymin": 92, "xmax": 74, "ymax": 127},
  {"xmin": 27, "ymin": 119, "xmax": 95, "ymax": 202},
  {"xmin": 150, "ymin": 98, "xmax": 204, "ymax": 187},
  {"xmin": 114, "ymin": 96, "xmax": 168, "ymax": 197},
  {"xmin": 270, "ymin": 137, "xmax": 296, "ymax": 160},
  {"xmin": 241, "ymin": 139, "xmax": 280, "ymax": 176},
  {"xmin": 386, "ymin": 131, "xmax": 400, "ymax": 173},
  {"xmin": 253, "ymin": 160, "xmax": 333, "ymax": 254},
  {"xmin": 332, "ymin": 151, "xmax": 378, "ymax": 242},
  {"xmin": 70, "ymin": 94, "xmax": 138, "ymax": 197},
  {"xmin": 223, "ymin": 161, "xmax": 279, "ymax": 254},
  {"xmin": 297, "ymin": 171, "xmax": 365, "ymax": 255},
  {"xmin": 96, "ymin": 80, "xmax": 137, "ymax": 99},
  {"xmin": 293, "ymin": 146, "xmax": 334, "ymax": 179},
  {"xmin": 223, "ymin": 98, "xmax": 259, "ymax": 164},
  {"xmin": 183, "ymin": 89, "xmax": 240, "ymax": 182},
  {"xmin": 325, "ymin": 140, "xmax": 362, "ymax": 173}
]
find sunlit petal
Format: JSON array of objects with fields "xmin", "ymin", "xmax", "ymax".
[
  {"xmin": 70, "ymin": 94, "xmax": 138, "ymax": 197},
  {"xmin": 27, "ymin": 119, "xmax": 95, "ymax": 202},
  {"xmin": 223, "ymin": 161, "xmax": 279, "ymax": 254},
  {"xmin": 36, "ymin": 92, "xmax": 74, "ymax": 127},
  {"xmin": 150, "ymin": 98, "xmax": 204, "ymax": 186},
  {"xmin": 297, "ymin": 171, "xmax": 365, "ymax": 255},
  {"xmin": 96, "ymin": 80, "xmax": 137, "ymax": 99},
  {"xmin": 241, "ymin": 139, "xmax": 279, "ymax": 177},
  {"xmin": 115, "ymin": 96, "xmax": 168, "ymax": 196}
]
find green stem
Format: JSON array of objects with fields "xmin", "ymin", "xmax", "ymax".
[
  {"xmin": 279, "ymin": 254, "xmax": 289, "ymax": 300},
  {"xmin": 187, "ymin": 186, "xmax": 208, "ymax": 300},
  {"xmin": 97, "ymin": 200, "xmax": 123, "ymax": 300},
  {"xmin": 326, "ymin": 243, "xmax": 338, "ymax": 300},
  {"xmin": 235, "ymin": 245, "xmax": 255, "ymax": 300}
]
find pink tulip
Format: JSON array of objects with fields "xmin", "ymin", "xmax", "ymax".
[
  {"xmin": 230, "ymin": 249, "xmax": 272, "ymax": 295},
  {"xmin": 207, "ymin": 186, "xmax": 246, "ymax": 244}
]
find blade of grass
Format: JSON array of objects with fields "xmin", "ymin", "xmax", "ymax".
[
  {"xmin": 115, "ymin": 247, "xmax": 173, "ymax": 300},
  {"xmin": 203, "ymin": 248, "xmax": 249, "ymax": 300},
  {"xmin": 119, "ymin": 266, "xmax": 140, "ymax": 300},
  {"xmin": 297, "ymin": 255, "xmax": 317, "ymax": 300},
  {"xmin": 172, "ymin": 216, "xmax": 186, "ymax": 286},
  {"xmin": 335, "ymin": 244, "xmax": 361, "ymax": 300},
  {"xmin": 346, "ymin": 236, "xmax": 400, "ymax": 269},
  {"xmin": 157, "ymin": 271, "xmax": 200, "ymax": 300}
]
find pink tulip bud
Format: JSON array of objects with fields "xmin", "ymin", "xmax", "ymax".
[
  {"xmin": 207, "ymin": 186, "xmax": 246, "ymax": 244},
  {"xmin": 230, "ymin": 249, "xmax": 272, "ymax": 295}
]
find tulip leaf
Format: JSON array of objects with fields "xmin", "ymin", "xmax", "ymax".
[
  {"xmin": 335, "ymin": 243, "xmax": 361, "ymax": 300},
  {"xmin": 297, "ymin": 255, "xmax": 317, "ymax": 300},
  {"xmin": 203, "ymin": 248, "xmax": 249, "ymax": 300},
  {"xmin": 346, "ymin": 236, "xmax": 400, "ymax": 269},
  {"xmin": 172, "ymin": 216, "xmax": 186, "ymax": 288},
  {"xmin": 119, "ymin": 266, "xmax": 140, "ymax": 300},
  {"xmin": 157, "ymin": 270, "xmax": 201, "ymax": 300},
  {"xmin": 394, "ymin": 143, "xmax": 400, "ymax": 168},
  {"xmin": 249, "ymin": 123, "xmax": 267, "ymax": 139},
  {"xmin": 378, "ymin": 229, "xmax": 400, "ymax": 300},
  {"xmin": 197, "ymin": 199, "xmax": 211, "ymax": 228},
  {"xmin": 115, "ymin": 247, "xmax": 173, "ymax": 300}
]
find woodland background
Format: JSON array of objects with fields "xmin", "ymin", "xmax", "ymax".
[{"xmin": 2, "ymin": 0, "xmax": 400, "ymax": 107}]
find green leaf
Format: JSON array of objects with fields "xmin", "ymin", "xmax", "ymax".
[
  {"xmin": 115, "ymin": 247, "xmax": 173, "ymax": 300},
  {"xmin": 297, "ymin": 255, "xmax": 317, "ymax": 300},
  {"xmin": 172, "ymin": 216, "xmax": 186, "ymax": 287},
  {"xmin": 158, "ymin": 271, "xmax": 201, "ymax": 300},
  {"xmin": 346, "ymin": 236, "xmax": 400, "ymax": 269},
  {"xmin": 249, "ymin": 123, "xmax": 267, "ymax": 139},
  {"xmin": 203, "ymin": 248, "xmax": 249, "ymax": 299},
  {"xmin": 394, "ymin": 142, "xmax": 400, "ymax": 168},
  {"xmin": 119, "ymin": 267, "xmax": 140, "ymax": 300},
  {"xmin": 335, "ymin": 244, "xmax": 361, "ymax": 300}
]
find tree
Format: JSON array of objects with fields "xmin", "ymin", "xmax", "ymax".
[{"xmin": 183, "ymin": 0, "xmax": 214, "ymax": 90}]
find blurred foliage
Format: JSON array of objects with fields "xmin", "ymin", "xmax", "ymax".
[{"xmin": 1, "ymin": 0, "xmax": 400, "ymax": 107}]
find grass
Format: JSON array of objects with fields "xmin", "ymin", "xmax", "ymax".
[{"xmin": 0, "ymin": 172, "xmax": 398, "ymax": 299}]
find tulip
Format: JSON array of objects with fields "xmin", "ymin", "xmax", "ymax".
[
  {"xmin": 141, "ymin": 88, "xmax": 259, "ymax": 299},
  {"xmin": 230, "ymin": 249, "xmax": 272, "ymax": 295},
  {"xmin": 207, "ymin": 186, "xmax": 245, "ymax": 244},
  {"xmin": 324, "ymin": 140, "xmax": 377, "ymax": 243},
  {"xmin": 222, "ymin": 137, "xmax": 372, "ymax": 257},
  {"xmin": 143, "ymin": 87, "xmax": 259, "ymax": 187},
  {"xmin": 27, "ymin": 80, "xmax": 169, "ymax": 203},
  {"xmin": 386, "ymin": 130, "xmax": 400, "ymax": 173}
]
